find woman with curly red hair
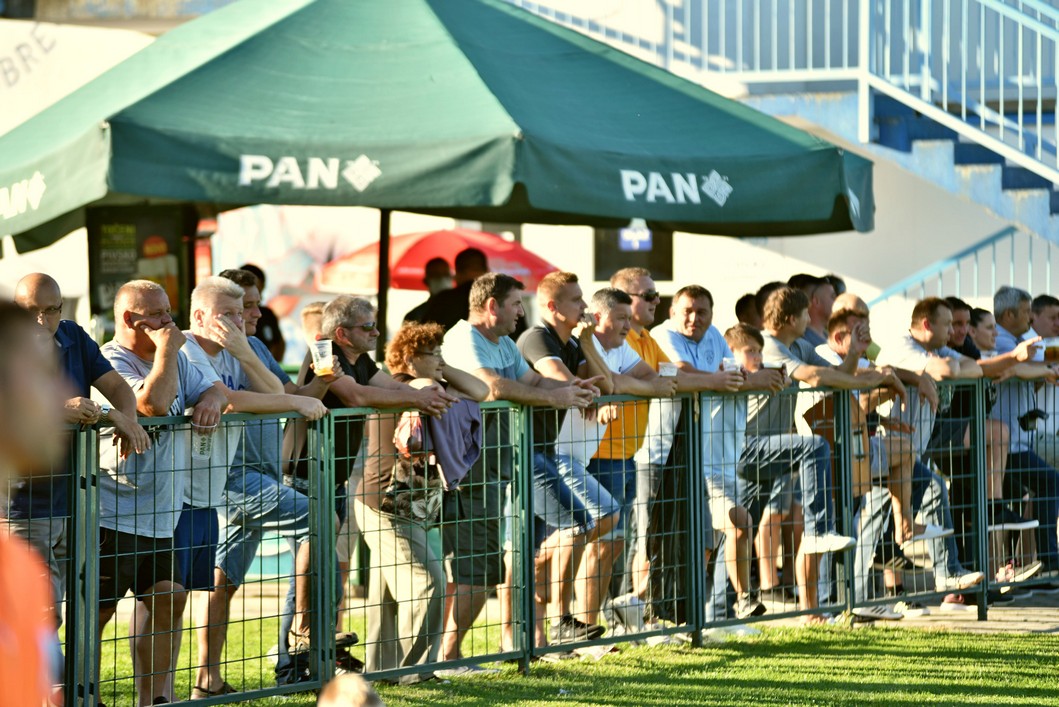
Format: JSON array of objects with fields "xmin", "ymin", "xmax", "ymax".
[{"xmin": 354, "ymin": 322, "xmax": 487, "ymax": 680}]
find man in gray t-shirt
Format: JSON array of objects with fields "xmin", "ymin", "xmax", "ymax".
[{"xmin": 97, "ymin": 280, "xmax": 227, "ymax": 706}]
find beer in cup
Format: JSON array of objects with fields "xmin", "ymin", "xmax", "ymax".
[
  {"xmin": 1044, "ymin": 337, "xmax": 1059, "ymax": 364},
  {"xmin": 311, "ymin": 339, "xmax": 335, "ymax": 376}
]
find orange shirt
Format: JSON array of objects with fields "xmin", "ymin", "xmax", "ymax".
[
  {"xmin": 595, "ymin": 327, "xmax": 671, "ymax": 460},
  {"xmin": 0, "ymin": 533, "xmax": 53, "ymax": 707}
]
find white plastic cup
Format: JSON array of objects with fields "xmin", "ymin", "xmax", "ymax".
[
  {"xmin": 310, "ymin": 339, "xmax": 335, "ymax": 376},
  {"xmin": 658, "ymin": 362, "xmax": 678, "ymax": 377},
  {"xmin": 190, "ymin": 422, "xmax": 217, "ymax": 461},
  {"xmin": 722, "ymin": 357, "xmax": 741, "ymax": 372}
]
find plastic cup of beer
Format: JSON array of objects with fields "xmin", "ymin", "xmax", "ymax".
[
  {"xmin": 311, "ymin": 339, "xmax": 335, "ymax": 376},
  {"xmin": 659, "ymin": 362, "xmax": 678, "ymax": 377},
  {"xmin": 190, "ymin": 422, "xmax": 217, "ymax": 461},
  {"xmin": 1044, "ymin": 337, "xmax": 1059, "ymax": 363}
]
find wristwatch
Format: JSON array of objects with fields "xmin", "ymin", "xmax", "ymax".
[{"xmin": 99, "ymin": 403, "xmax": 112, "ymax": 422}]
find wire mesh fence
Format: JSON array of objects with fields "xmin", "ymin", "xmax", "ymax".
[{"xmin": 9, "ymin": 378, "xmax": 1056, "ymax": 705}]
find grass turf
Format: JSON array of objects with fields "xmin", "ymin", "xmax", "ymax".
[{"xmin": 115, "ymin": 625, "xmax": 1059, "ymax": 706}]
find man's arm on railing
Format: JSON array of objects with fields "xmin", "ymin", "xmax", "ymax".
[
  {"xmin": 476, "ymin": 366, "xmax": 595, "ymax": 408},
  {"xmin": 440, "ymin": 363, "xmax": 490, "ymax": 402},
  {"xmin": 224, "ymin": 387, "xmax": 328, "ymax": 420},
  {"xmin": 671, "ymin": 362, "xmax": 743, "ymax": 393},
  {"xmin": 93, "ymin": 370, "xmax": 151, "ymax": 456},
  {"xmin": 327, "ymin": 369, "xmax": 456, "ymax": 416},
  {"xmin": 979, "ymin": 337, "xmax": 1042, "ymax": 378},
  {"xmin": 612, "ymin": 360, "xmax": 678, "ymax": 397}
]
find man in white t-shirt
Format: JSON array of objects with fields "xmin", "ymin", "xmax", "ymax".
[
  {"xmin": 652, "ymin": 285, "xmax": 785, "ymax": 620},
  {"xmin": 176, "ymin": 277, "xmax": 328, "ymax": 697},
  {"xmin": 574, "ymin": 288, "xmax": 677, "ymax": 628}
]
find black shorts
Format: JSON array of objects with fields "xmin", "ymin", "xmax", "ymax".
[
  {"xmin": 440, "ymin": 413, "xmax": 511, "ymax": 588},
  {"xmin": 98, "ymin": 527, "xmax": 179, "ymax": 608}
]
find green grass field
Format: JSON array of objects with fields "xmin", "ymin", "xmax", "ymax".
[{"xmin": 98, "ymin": 622, "xmax": 1059, "ymax": 706}]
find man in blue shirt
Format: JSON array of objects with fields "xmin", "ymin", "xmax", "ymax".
[{"xmin": 7, "ymin": 274, "xmax": 149, "ymax": 661}]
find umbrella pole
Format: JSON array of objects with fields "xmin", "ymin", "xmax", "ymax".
[{"xmin": 376, "ymin": 208, "xmax": 391, "ymax": 360}]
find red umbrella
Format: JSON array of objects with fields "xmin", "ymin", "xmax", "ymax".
[{"xmin": 318, "ymin": 228, "xmax": 559, "ymax": 292}]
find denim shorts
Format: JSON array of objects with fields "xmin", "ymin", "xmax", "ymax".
[
  {"xmin": 215, "ymin": 470, "xmax": 310, "ymax": 588},
  {"xmin": 586, "ymin": 457, "xmax": 636, "ymax": 540},
  {"xmin": 532, "ymin": 452, "xmax": 621, "ymax": 539},
  {"xmin": 173, "ymin": 504, "xmax": 219, "ymax": 591}
]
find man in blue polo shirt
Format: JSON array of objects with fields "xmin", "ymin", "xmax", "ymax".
[{"xmin": 7, "ymin": 273, "xmax": 149, "ymax": 658}]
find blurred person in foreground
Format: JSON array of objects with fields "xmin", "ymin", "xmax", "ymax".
[
  {"xmin": 8, "ymin": 273, "xmax": 148, "ymax": 686},
  {"xmin": 0, "ymin": 302, "xmax": 69, "ymax": 707},
  {"xmin": 317, "ymin": 673, "xmax": 384, "ymax": 707}
]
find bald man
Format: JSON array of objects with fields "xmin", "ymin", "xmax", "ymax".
[
  {"xmin": 8, "ymin": 274, "xmax": 149, "ymax": 654},
  {"xmin": 96, "ymin": 279, "xmax": 227, "ymax": 706}
]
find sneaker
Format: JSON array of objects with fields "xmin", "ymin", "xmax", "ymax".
[
  {"xmin": 759, "ymin": 586, "xmax": 797, "ymax": 609},
  {"xmin": 800, "ymin": 532, "xmax": 856, "ymax": 555},
  {"xmin": 434, "ymin": 664, "xmax": 500, "ymax": 678},
  {"xmin": 610, "ymin": 593, "xmax": 645, "ymax": 632},
  {"xmin": 334, "ymin": 648, "xmax": 364, "ymax": 675},
  {"xmin": 735, "ymin": 591, "xmax": 767, "ymax": 619},
  {"xmin": 893, "ymin": 599, "xmax": 930, "ymax": 618},
  {"xmin": 988, "ymin": 504, "xmax": 1040, "ymax": 532},
  {"xmin": 851, "ymin": 604, "xmax": 903, "ymax": 621},
  {"xmin": 939, "ymin": 593, "xmax": 976, "ymax": 613},
  {"xmin": 549, "ymin": 615, "xmax": 606, "ymax": 643},
  {"xmin": 902, "ymin": 524, "xmax": 955, "ymax": 545},
  {"xmin": 936, "ymin": 569, "xmax": 985, "ymax": 591}
]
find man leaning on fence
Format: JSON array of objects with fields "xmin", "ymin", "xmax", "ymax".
[
  {"xmin": 96, "ymin": 280, "xmax": 228, "ymax": 707},
  {"xmin": 7, "ymin": 274, "xmax": 149, "ymax": 683}
]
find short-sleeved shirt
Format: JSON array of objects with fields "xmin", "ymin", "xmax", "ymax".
[
  {"xmin": 442, "ymin": 319, "xmax": 529, "ymax": 381},
  {"xmin": 876, "ymin": 332, "xmax": 960, "ymax": 455},
  {"xmin": 98, "ymin": 341, "xmax": 212, "ymax": 538},
  {"xmin": 747, "ymin": 331, "xmax": 833, "ymax": 436},
  {"xmin": 800, "ymin": 328, "xmax": 828, "ymax": 349},
  {"xmin": 654, "ymin": 319, "xmax": 745, "ymax": 472},
  {"xmin": 179, "ymin": 333, "xmax": 252, "ymax": 508},
  {"xmin": 233, "ymin": 337, "xmax": 292, "ymax": 482},
  {"xmin": 991, "ymin": 325, "xmax": 1039, "ymax": 452},
  {"xmin": 599, "ymin": 326, "xmax": 671, "ymax": 461},
  {"xmin": 517, "ymin": 323, "xmax": 586, "ymax": 452},
  {"xmin": 578, "ymin": 334, "xmax": 643, "ymax": 462},
  {"xmin": 6, "ymin": 320, "xmax": 114, "ymax": 519},
  {"xmin": 286, "ymin": 344, "xmax": 378, "ymax": 485}
]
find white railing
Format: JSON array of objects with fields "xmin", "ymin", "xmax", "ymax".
[{"xmin": 508, "ymin": 0, "xmax": 1059, "ymax": 183}]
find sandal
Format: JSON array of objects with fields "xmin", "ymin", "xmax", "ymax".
[{"xmin": 190, "ymin": 682, "xmax": 236, "ymax": 699}]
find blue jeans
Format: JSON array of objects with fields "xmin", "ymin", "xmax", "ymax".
[
  {"xmin": 532, "ymin": 452, "xmax": 619, "ymax": 539},
  {"xmin": 1005, "ymin": 449, "xmax": 1059, "ymax": 570},
  {"xmin": 586, "ymin": 457, "xmax": 636, "ymax": 540},
  {"xmin": 740, "ymin": 434, "xmax": 834, "ymax": 538},
  {"xmin": 852, "ymin": 460, "xmax": 962, "ymax": 601}
]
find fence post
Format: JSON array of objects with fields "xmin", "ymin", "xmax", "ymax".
[
  {"xmin": 70, "ymin": 426, "xmax": 99, "ymax": 707},
  {"xmin": 309, "ymin": 413, "xmax": 336, "ymax": 683},
  {"xmin": 687, "ymin": 394, "xmax": 706, "ymax": 647},
  {"xmin": 516, "ymin": 404, "xmax": 535, "ymax": 674},
  {"xmin": 969, "ymin": 379, "xmax": 990, "ymax": 621},
  {"xmin": 832, "ymin": 393, "xmax": 858, "ymax": 615}
]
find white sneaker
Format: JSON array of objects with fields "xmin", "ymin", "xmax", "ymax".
[
  {"xmin": 852, "ymin": 604, "xmax": 904, "ymax": 621},
  {"xmin": 610, "ymin": 593, "xmax": 645, "ymax": 633},
  {"xmin": 800, "ymin": 532, "xmax": 856, "ymax": 554},
  {"xmin": 936, "ymin": 570, "xmax": 985, "ymax": 591},
  {"xmin": 893, "ymin": 599, "xmax": 931, "ymax": 618},
  {"xmin": 939, "ymin": 593, "xmax": 976, "ymax": 613},
  {"xmin": 904, "ymin": 524, "xmax": 955, "ymax": 544},
  {"xmin": 434, "ymin": 664, "xmax": 501, "ymax": 678}
]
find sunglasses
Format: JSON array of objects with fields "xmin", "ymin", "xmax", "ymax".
[
  {"xmin": 629, "ymin": 290, "xmax": 661, "ymax": 302},
  {"xmin": 345, "ymin": 321, "xmax": 377, "ymax": 332}
]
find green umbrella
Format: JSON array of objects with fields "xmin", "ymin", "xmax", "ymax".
[
  {"xmin": 0, "ymin": 0, "xmax": 871, "ymax": 242},
  {"xmin": 0, "ymin": 0, "xmax": 872, "ymax": 345}
]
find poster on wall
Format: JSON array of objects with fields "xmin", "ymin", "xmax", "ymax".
[{"xmin": 87, "ymin": 205, "xmax": 197, "ymax": 327}]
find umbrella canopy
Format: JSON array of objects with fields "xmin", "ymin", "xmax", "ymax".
[
  {"xmin": 0, "ymin": 0, "xmax": 873, "ymax": 254},
  {"xmin": 318, "ymin": 228, "xmax": 559, "ymax": 293}
]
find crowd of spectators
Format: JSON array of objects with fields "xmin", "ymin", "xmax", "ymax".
[{"xmin": 5, "ymin": 260, "xmax": 1059, "ymax": 703}]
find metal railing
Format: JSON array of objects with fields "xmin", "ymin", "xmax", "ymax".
[
  {"xmin": 507, "ymin": 0, "xmax": 1059, "ymax": 188},
  {"xmin": 9, "ymin": 379, "xmax": 1058, "ymax": 705}
]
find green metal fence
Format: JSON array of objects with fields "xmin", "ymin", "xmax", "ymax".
[{"xmin": 9, "ymin": 378, "xmax": 1053, "ymax": 706}]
